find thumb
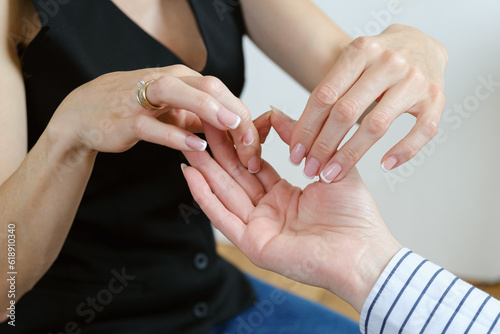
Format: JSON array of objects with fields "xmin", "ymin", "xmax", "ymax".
[{"xmin": 269, "ymin": 106, "xmax": 296, "ymax": 146}]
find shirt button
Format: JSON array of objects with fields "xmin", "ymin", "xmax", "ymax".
[
  {"xmin": 193, "ymin": 252, "xmax": 209, "ymax": 271},
  {"xmin": 193, "ymin": 302, "xmax": 209, "ymax": 318}
]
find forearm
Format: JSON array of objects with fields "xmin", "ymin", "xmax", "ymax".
[
  {"xmin": 0, "ymin": 127, "xmax": 96, "ymax": 308},
  {"xmin": 241, "ymin": 0, "xmax": 351, "ymax": 92}
]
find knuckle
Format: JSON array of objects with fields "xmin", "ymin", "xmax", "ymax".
[
  {"xmin": 334, "ymin": 98, "xmax": 359, "ymax": 124},
  {"xmin": 384, "ymin": 50, "xmax": 408, "ymax": 69},
  {"xmin": 314, "ymin": 83, "xmax": 340, "ymax": 108},
  {"xmin": 428, "ymin": 83, "xmax": 446, "ymax": 104},
  {"xmin": 437, "ymin": 91, "xmax": 447, "ymax": 108},
  {"xmin": 365, "ymin": 112, "xmax": 391, "ymax": 135},
  {"xmin": 407, "ymin": 67, "xmax": 426, "ymax": 85},
  {"xmin": 195, "ymin": 93, "xmax": 216, "ymax": 111},
  {"xmin": 131, "ymin": 115, "xmax": 147, "ymax": 137},
  {"xmin": 218, "ymin": 173, "xmax": 237, "ymax": 194},
  {"xmin": 340, "ymin": 145, "xmax": 360, "ymax": 164},
  {"xmin": 296, "ymin": 123, "xmax": 317, "ymax": 140},
  {"xmin": 314, "ymin": 139, "xmax": 335, "ymax": 156},
  {"xmin": 169, "ymin": 64, "xmax": 185, "ymax": 72},
  {"xmin": 404, "ymin": 142, "xmax": 419, "ymax": 159},
  {"xmin": 350, "ymin": 36, "xmax": 377, "ymax": 52},
  {"xmin": 199, "ymin": 76, "xmax": 224, "ymax": 96},
  {"xmin": 228, "ymin": 162, "xmax": 246, "ymax": 178},
  {"xmin": 167, "ymin": 64, "xmax": 191, "ymax": 75},
  {"xmin": 422, "ymin": 119, "xmax": 439, "ymax": 138},
  {"xmin": 155, "ymin": 75, "xmax": 175, "ymax": 95},
  {"xmin": 162, "ymin": 128, "xmax": 173, "ymax": 143},
  {"xmin": 195, "ymin": 192, "xmax": 211, "ymax": 210}
]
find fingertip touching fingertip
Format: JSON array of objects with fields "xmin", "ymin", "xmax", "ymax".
[{"xmin": 269, "ymin": 105, "xmax": 280, "ymax": 113}]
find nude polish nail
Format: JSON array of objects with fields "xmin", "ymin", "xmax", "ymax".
[
  {"xmin": 248, "ymin": 156, "xmax": 261, "ymax": 174},
  {"xmin": 381, "ymin": 156, "xmax": 398, "ymax": 172},
  {"xmin": 290, "ymin": 143, "xmax": 306, "ymax": 166},
  {"xmin": 186, "ymin": 136, "xmax": 207, "ymax": 151},
  {"xmin": 243, "ymin": 129, "xmax": 255, "ymax": 146},
  {"xmin": 217, "ymin": 108, "xmax": 241, "ymax": 130},
  {"xmin": 320, "ymin": 163, "xmax": 342, "ymax": 183},
  {"xmin": 303, "ymin": 157, "xmax": 320, "ymax": 179}
]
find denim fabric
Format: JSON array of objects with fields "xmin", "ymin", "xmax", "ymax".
[{"xmin": 211, "ymin": 275, "xmax": 360, "ymax": 334}]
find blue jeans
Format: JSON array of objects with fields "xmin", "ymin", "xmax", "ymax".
[{"xmin": 211, "ymin": 275, "xmax": 360, "ymax": 334}]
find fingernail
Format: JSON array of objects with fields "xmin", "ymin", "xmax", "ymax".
[
  {"xmin": 180, "ymin": 163, "xmax": 187, "ymax": 171},
  {"xmin": 270, "ymin": 105, "xmax": 281, "ymax": 114},
  {"xmin": 186, "ymin": 136, "xmax": 207, "ymax": 151},
  {"xmin": 217, "ymin": 108, "xmax": 241, "ymax": 129},
  {"xmin": 381, "ymin": 156, "xmax": 398, "ymax": 172},
  {"xmin": 248, "ymin": 156, "xmax": 261, "ymax": 174},
  {"xmin": 270, "ymin": 105, "xmax": 293, "ymax": 120},
  {"xmin": 303, "ymin": 157, "xmax": 320, "ymax": 179},
  {"xmin": 243, "ymin": 129, "xmax": 255, "ymax": 146},
  {"xmin": 290, "ymin": 143, "xmax": 306, "ymax": 166},
  {"xmin": 320, "ymin": 163, "xmax": 342, "ymax": 183}
]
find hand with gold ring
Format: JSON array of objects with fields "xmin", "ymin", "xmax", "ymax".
[{"xmin": 48, "ymin": 64, "xmax": 262, "ymax": 172}]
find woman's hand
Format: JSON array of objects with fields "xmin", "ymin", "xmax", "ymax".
[
  {"xmin": 290, "ymin": 24, "xmax": 448, "ymax": 182},
  {"xmin": 182, "ymin": 111, "xmax": 402, "ymax": 312},
  {"xmin": 48, "ymin": 64, "xmax": 262, "ymax": 172}
]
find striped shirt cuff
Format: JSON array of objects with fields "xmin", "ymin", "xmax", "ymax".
[{"xmin": 359, "ymin": 248, "xmax": 500, "ymax": 333}]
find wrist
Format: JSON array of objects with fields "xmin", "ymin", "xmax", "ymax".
[
  {"xmin": 331, "ymin": 235, "xmax": 403, "ymax": 313},
  {"xmin": 45, "ymin": 119, "xmax": 98, "ymax": 177}
]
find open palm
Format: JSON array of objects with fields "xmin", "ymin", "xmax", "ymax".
[{"xmin": 182, "ymin": 114, "xmax": 400, "ymax": 311}]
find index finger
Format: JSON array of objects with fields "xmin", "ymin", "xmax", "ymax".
[
  {"xmin": 180, "ymin": 76, "xmax": 262, "ymax": 173},
  {"xmin": 290, "ymin": 37, "xmax": 375, "ymax": 166}
]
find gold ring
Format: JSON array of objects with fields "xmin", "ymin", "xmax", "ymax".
[{"xmin": 136, "ymin": 80, "xmax": 164, "ymax": 111}]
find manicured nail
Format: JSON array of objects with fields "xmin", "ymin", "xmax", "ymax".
[
  {"xmin": 217, "ymin": 108, "xmax": 241, "ymax": 129},
  {"xmin": 248, "ymin": 156, "xmax": 261, "ymax": 174},
  {"xmin": 243, "ymin": 129, "xmax": 255, "ymax": 146},
  {"xmin": 180, "ymin": 163, "xmax": 187, "ymax": 171},
  {"xmin": 290, "ymin": 143, "xmax": 306, "ymax": 166},
  {"xmin": 381, "ymin": 156, "xmax": 398, "ymax": 172},
  {"xmin": 186, "ymin": 136, "xmax": 207, "ymax": 151},
  {"xmin": 303, "ymin": 157, "xmax": 320, "ymax": 179},
  {"xmin": 320, "ymin": 163, "xmax": 342, "ymax": 183}
]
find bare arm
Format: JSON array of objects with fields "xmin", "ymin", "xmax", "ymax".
[
  {"xmin": 0, "ymin": 0, "xmax": 28, "ymax": 181},
  {"xmin": 241, "ymin": 0, "xmax": 351, "ymax": 92},
  {"xmin": 0, "ymin": 2, "xmax": 98, "ymax": 319}
]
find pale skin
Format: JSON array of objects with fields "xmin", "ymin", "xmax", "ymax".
[
  {"xmin": 0, "ymin": 0, "xmax": 446, "ymax": 319},
  {"xmin": 182, "ymin": 111, "xmax": 402, "ymax": 312}
]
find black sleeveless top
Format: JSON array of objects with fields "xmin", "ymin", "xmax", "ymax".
[{"xmin": 2, "ymin": 1, "xmax": 255, "ymax": 333}]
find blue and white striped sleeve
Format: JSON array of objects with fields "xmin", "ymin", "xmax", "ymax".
[{"xmin": 359, "ymin": 248, "xmax": 500, "ymax": 334}]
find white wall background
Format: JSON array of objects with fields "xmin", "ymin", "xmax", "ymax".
[{"xmin": 217, "ymin": 0, "xmax": 500, "ymax": 281}]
